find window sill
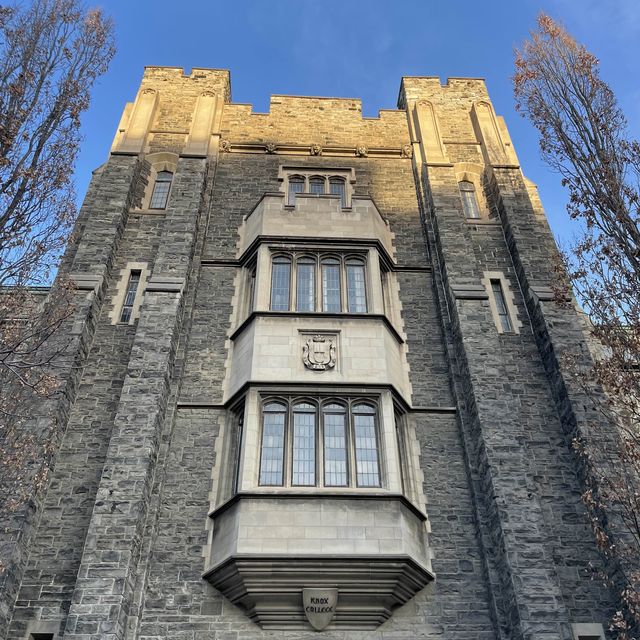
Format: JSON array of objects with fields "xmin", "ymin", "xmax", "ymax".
[
  {"xmin": 230, "ymin": 310, "xmax": 404, "ymax": 344},
  {"xmin": 128, "ymin": 208, "xmax": 167, "ymax": 216},
  {"xmin": 209, "ymin": 490, "xmax": 428, "ymax": 522}
]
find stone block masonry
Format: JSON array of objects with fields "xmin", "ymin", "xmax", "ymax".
[{"xmin": 0, "ymin": 66, "xmax": 617, "ymax": 640}]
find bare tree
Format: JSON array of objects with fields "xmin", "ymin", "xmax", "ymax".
[
  {"xmin": 0, "ymin": 0, "xmax": 114, "ymax": 546},
  {"xmin": 514, "ymin": 14, "xmax": 640, "ymax": 637}
]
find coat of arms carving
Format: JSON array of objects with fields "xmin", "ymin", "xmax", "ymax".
[{"xmin": 302, "ymin": 335, "xmax": 336, "ymax": 371}]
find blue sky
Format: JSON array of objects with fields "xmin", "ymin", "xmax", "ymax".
[{"xmin": 75, "ymin": 0, "xmax": 640, "ymax": 245}]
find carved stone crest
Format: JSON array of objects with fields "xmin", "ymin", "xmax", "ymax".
[
  {"xmin": 401, "ymin": 143, "xmax": 413, "ymax": 158},
  {"xmin": 355, "ymin": 145, "xmax": 368, "ymax": 157},
  {"xmin": 302, "ymin": 335, "xmax": 336, "ymax": 371},
  {"xmin": 303, "ymin": 588, "xmax": 338, "ymax": 631},
  {"xmin": 310, "ymin": 143, "xmax": 322, "ymax": 156},
  {"xmin": 265, "ymin": 142, "xmax": 277, "ymax": 154},
  {"xmin": 219, "ymin": 138, "xmax": 231, "ymax": 152}
]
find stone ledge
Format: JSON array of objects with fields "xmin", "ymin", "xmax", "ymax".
[
  {"xmin": 450, "ymin": 283, "xmax": 489, "ymax": 300},
  {"xmin": 145, "ymin": 276, "xmax": 185, "ymax": 293},
  {"xmin": 203, "ymin": 554, "xmax": 434, "ymax": 630},
  {"xmin": 68, "ymin": 272, "xmax": 104, "ymax": 293}
]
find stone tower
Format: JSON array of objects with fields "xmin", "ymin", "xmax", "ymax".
[{"xmin": 1, "ymin": 67, "xmax": 617, "ymax": 640}]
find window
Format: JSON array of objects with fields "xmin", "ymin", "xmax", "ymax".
[
  {"xmin": 459, "ymin": 180, "xmax": 480, "ymax": 219},
  {"xmin": 258, "ymin": 397, "xmax": 381, "ymax": 488},
  {"xmin": 329, "ymin": 177, "xmax": 346, "ymax": 207},
  {"xmin": 270, "ymin": 256, "xmax": 291, "ymax": 311},
  {"xmin": 288, "ymin": 175, "xmax": 305, "ymax": 204},
  {"xmin": 149, "ymin": 170, "xmax": 173, "ymax": 209},
  {"xmin": 281, "ymin": 169, "xmax": 351, "ymax": 207},
  {"xmin": 270, "ymin": 252, "xmax": 367, "ymax": 314},
  {"xmin": 119, "ymin": 270, "xmax": 141, "ymax": 323},
  {"xmin": 490, "ymin": 279, "xmax": 513, "ymax": 333},
  {"xmin": 346, "ymin": 258, "xmax": 367, "ymax": 313}
]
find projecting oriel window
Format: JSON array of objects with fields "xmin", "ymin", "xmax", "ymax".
[
  {"xmin": 269, "ymin": 251, "xmax": 368, "ymax": 314},
  {"xmin": 258, "ymin": 397, "xmax": 381, "ymax": 489},
  {"xmin": 119, "ymin": 270, "xmax": 141, "ymax": 323},
  {"xmin": 459, "ymin": 180, "xmax": 480, "ymax": 219},
  {"xmin": 280, "ymin": 169, "xmax": 352, "ymax": 207},
  {"xmin": 149, "ymin": 170, "xmax": 173, "ymax": 209}
]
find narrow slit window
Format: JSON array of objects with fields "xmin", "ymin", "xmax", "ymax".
[
  {"xmin": 321, "ymin": 258, "xmax": 341, "ymax": 312},
  {"xmin": 292, "ymin": 402, "xmax": 316, "ymax": 486},
  {"xmin": 259, "ymin": 402, "xmax": 286, "ymax": 486},
  {"xmin": 309, "ymin": 176, "xmax": 325, "ymax": 195},
  {"xmin": 491, "ymin": 279, "xmax": 513, "ymax": 332},
  {"xmin": 296, "ymin": 257, "xmax": 316, "ymax": 312},
  {"xmin": 323, "ymin": 403, "xmax": 348, "ymax": 486},
  {"xmin": 149, "ymin": 171, "xmax": 173, "ymax": 209},
  {"xmin": 119, "ymin": 270, "xmax": 141, "ymax": 323},
  {"xmin": 346, "ymin": 258, "xmax": 367, "ymax": 313},
  {"xmin": 329, "ymin": 177, "xmax": 346, "ymax": 206},
  {"xmin": 288, "ymin": 176, "xmax": 305, "ymax": 204},
  {"xmin": 270, "ymin": 256, "xmax": 291, "ymax": 311},
  {"xmin": 353, "ymin": 403, "xmax": 381, "ymax": 487},
  {"xmin": 459, "ymin": 180, "xmax": 480, "ymax": 219}
]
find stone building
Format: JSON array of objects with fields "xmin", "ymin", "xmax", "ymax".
[{"xmin": 0, "ymin": 66, "xmax": 619, "ymax": 639}]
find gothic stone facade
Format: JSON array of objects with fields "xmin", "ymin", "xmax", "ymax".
[{"xmin": 0, "ymin": 67, "xmax": 618, "ymax": 640}]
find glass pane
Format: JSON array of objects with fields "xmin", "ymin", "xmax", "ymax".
[
  {"xmin": 322, "ymin": 260, "xmax": 341, "ymax": 312},
  {"xmin": 459, "ymin": 182, "xmax": 480, "ymax": 219},
  {"xmin": 309, "ymin": 178, "xmax": 325, "ymax": 195},
  {"xmin": 491, "ymin": 280, "xmax": 513, "ymax": 332},
  {"xmin": 288, "ymin": 177, "xmax": 305, "ymax": 204},
  {"xmin": 120, "ymin": 270, "xmax": 141, "ymax": 323},
  {"xmin": 292, "ymin": 405, "xmax": 316, "ymax": 485},
  {"xmin": 296, "ymin": 259, "xmax": 315, "ymax": 312},
  {"xmin": 259, "ymin": 407, "xmax": 285, "ymax": 485},
  {"xmin": 353, "ymin": 406, "xmax": 380, "ymax": 487},
  {"xmin": 330, "ymin": 179, "xmax": 346, "ymax": 206},
  {"xmin": 323, "ymin": 405, "xmax": 347, "ymax": 486},
  {"xmin": 150, "ymin": 172, "xmax": 173, "ymax": 209},
  {"xmin": 346, "ymin": 261, "xmax": 367, "ymax": 313},
  {"xmin": 270, "ymin": 259, "xmax": 291, "ymax": 311}
]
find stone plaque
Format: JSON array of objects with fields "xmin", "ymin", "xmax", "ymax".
[
  {"xmin": 302, "ymin": 335, "xmax": 336, "ymax": 371},
  {"xmin": 303, "ymin": 588, "xmax": 338, "ymax": 631}
]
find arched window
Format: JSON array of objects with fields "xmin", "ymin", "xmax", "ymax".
[
  {"xmin": 296, "ymin": 256, "xmax": 316, "ymax": 312},
  {"xmin": 346, "ymin": 257, "xmax": 367, "ymax": 313},
  {"xmin": 329, "ymin": 177, "xmax": 346, "ymax": 206},
  {"xmin": 257, "ymin": 397, "xmax": 382, "ymax": 489},
  {"xmin": 149, "ymin": 170, "xmax": 173, "ymax": 209},
  {"xmin": 259, "ymin": 402, "xmax": 287, "ymax": 486},
  {"xmin": 323, "ymin": 402, "xmax": 348, "ymax": 486},
  {"xmin": 321, "ymin": 257, "xmax": 341, "ymax": 312},
  {"xmin": 288, "ymin": 175, "xmax": 305, "ymax": 204},
  {"xmin": 309, "ymin": 176, "xmax": 325, "ymax": 195},
  {"xmin": 292, "ymin": 402, "xmax": 316, "ymax": 486},
  {"xmin": 352, "ymin": 403, "xmax": 380, "ymax": 487},
  {"xmin": 459, "ymin": 180, "xmax": 480, "ymax": 219},
  {"xmin": 270, "ymin": 256, "xmax": 291, "ymax": 311}
]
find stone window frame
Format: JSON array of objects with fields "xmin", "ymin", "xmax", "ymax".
[
  {"xmin": 454, "ymin": 162, "xmax": 491, "ymax": 222},
  {"xmin": 256, "ymin": 394, "xmax": 383, "ymax": 490},
  {"xmin": 108, "ymin": 261, "xmax": 150, "ymax": 325},
  {"xmin": 268, "ymin": 249, "xmax": 369, "ymax": 314},
  {"xmin": 480, "ymin": 271, "xmax": 522, "ymax": 335},
  {"xmin": 571, "ymin": 622, "xmax": 605, "ymax": 640},
  {"xmin": 136, "ymin": 151, "xmax": 178, "ymax": 212},
  {"xmin": 278, "ymin": 166, "xmax": 356, "ymax": 208}
]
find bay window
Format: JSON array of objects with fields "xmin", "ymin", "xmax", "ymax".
[
  {"xmin": 258, "ymin": 397, "xmax": 382, "ymax": 489},
  {"xmin": 269, "ymin": 252, "xmax": 368, "ymax": 313}
]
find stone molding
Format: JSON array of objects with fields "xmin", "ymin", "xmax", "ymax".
[
  {"xmin": 68, "ymin": 272, "xmax": 104, "ymax": 294},
  {"xmin": 145, "ymin": 275, "xmax": 185, "ymax": 293}
]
